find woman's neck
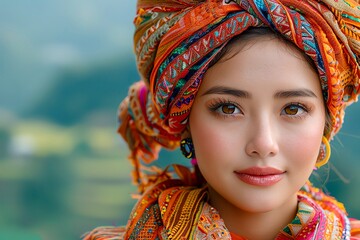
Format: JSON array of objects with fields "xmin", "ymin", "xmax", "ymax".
[{"xmin": 208, "ymin": 187, "xmax": 298, "ymax": 240}]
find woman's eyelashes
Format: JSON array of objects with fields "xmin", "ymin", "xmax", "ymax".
[
  {"xmin": 207, "ymin": 99, "xmax": 312, "ymax": 119},
  {"xmin": 207, "ymin": 99, "xmax": 243, "ymax": 118},
  {"xmin": 281, "ymin": 102, "xmax": 311, "ymax": 119}
]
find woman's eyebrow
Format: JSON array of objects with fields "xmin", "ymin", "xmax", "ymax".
[
  {"xmin": 274, "ymin": 89, "xmax": 318, "ymax": 98},
  {"xmin": 201, "ymin": 86, "xmax": 251, "ymax": 98}
]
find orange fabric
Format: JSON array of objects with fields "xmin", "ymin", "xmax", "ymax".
[
  {"xmin": 351, "ymin": 218, "xmax": 360, "ymax": 239},
  {"xmin": 83, "ymin": 178, "xmax": 360, "ymax": 239}
]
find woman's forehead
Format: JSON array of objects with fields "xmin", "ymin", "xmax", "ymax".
[{"xmin": 201, "ymin": 38, "xmax": 321, "ymax": 96}]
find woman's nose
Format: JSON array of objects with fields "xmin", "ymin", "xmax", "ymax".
[{"xmin": 245, "ymin": 118, "xmax": 279, "ymax": 159}]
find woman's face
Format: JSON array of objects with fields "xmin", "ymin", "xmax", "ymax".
[{"xmin": 189, "ymin": 36, "xmax": 325, "ymax": 213}]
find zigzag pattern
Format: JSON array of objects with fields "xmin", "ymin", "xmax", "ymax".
[
  {"xmin": 299, "ymin": 15, "xmax": 329, "ymax": 103},
  {"xmin": 281, "ymin": 201, "xmax": 316, "ymax": 239},
  {"xmin": 266, "ymin": 0, "xmax": 292, "ymax": 38},
  {"xmin": 137, "ymin": 12, "xmax": 185, "ymax": 81}
]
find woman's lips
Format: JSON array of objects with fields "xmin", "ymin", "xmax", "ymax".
[{"xmin": 234, "ymin": 167, "xmax": 285, "ymax": 186}]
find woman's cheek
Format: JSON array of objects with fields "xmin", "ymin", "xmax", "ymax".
[
  {"xmin": 284, "ymin": 128, "xmax": 322, "ymax": 166},
  {"xmin": 193, "ymin": 121, "xmax": 240, "ymax": 163}
]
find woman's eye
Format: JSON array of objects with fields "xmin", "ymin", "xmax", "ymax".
[
  {"xmin": 217, "ymin": 104, "xmax": 241, "ymax": 115},
  {"xmin": 282, "ymin": 104, "xmax": 307, "ymax": 116}
]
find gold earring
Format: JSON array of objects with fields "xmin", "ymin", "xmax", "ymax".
[{"xmin": 316, "ymin": 136, "xmax": 331, "ymax": 168}]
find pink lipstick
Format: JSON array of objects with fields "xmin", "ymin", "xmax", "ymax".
[{"xmin": 234, "ymin": 167, "xmax": 285, "ymax": 186}]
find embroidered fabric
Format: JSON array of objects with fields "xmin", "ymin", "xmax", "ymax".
[{"xmin": 83, "ymin": 176, "xmax": 360, "ymax": 240}]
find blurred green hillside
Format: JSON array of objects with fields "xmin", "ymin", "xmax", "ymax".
[
  {"xmin": 0, "ymin": 120, "xmax": 138, "ymax": 240},
  {"xmin": 26, "ymin": 57, "xmax": 139, "ymax": 125}
]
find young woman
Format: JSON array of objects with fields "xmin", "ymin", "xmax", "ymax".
[{"xmin": 84, "ymin": 0, "xmax": 360, "ymax": 239}]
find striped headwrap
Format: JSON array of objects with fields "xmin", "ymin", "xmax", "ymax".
[{"xmin": 119, "ymin": 0, "xmax": 360, "ymax": 192}]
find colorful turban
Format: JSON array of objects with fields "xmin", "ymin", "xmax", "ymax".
[{"xmin": 119, "ymin": 0, "xmax": 360, "ymax": 192}]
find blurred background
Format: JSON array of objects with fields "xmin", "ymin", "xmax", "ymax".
[{"xmin": 0, "ymin": 1, "xmax": 359, "ymax": 240}]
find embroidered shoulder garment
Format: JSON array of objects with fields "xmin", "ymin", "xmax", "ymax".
[{"xmin": 83, "ymin": 178, "xmax": 360, "ymax": 239}]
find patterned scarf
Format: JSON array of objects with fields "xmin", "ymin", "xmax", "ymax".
[
  {"xmin": 118, "ymin": 0, "xmax": 360, "ymax": 192},
  {"xmin": 83, "ymin": 167, "xmax": 360, "ymax": 239}
]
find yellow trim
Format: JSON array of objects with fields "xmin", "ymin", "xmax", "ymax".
[{"xmin": 316, "ymin": 136, "xmax": 331, "ymax": 168}]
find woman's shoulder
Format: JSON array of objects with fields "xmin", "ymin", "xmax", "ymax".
[
  {"xmin": 125, "ymin": 178, "xmax": 188, "ymax": 238},
  {"xmin": 82, "ymin": 178, "xmax": 193, "ymax": 240},
  {"xmin": 125, "ymin": 178, "xmax": 207, "ymax": 239}
]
